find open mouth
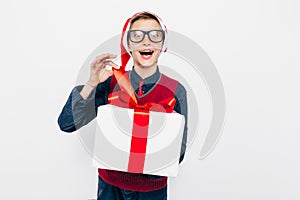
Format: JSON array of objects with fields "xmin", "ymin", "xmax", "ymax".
[
  {"xmin": 139, "ymin": 50, "xmax": 154, "ymax": 60},
  {"xmin": 139, "ymin": 50, "xmax": 154, "ymax": 56}
]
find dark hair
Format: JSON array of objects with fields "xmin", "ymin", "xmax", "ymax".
[{"xmin": 129, "ymin": 12, "xmax": 161, "ymax": 29}]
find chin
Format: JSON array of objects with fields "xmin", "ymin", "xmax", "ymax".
[{"xmin": 136, "ymin": 62, "xmax": 157, "ymax": 69}]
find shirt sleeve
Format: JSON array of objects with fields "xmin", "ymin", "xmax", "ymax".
[
  {"xmin": 174, "ymin": 82, "xmax": 188, "ymax": 164},
  {"xmin": 57, "ymin": 77, "xmax": 111, "ymax": 132}
]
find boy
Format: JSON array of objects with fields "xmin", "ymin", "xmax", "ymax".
[{"xmin": 58, "ymin": 11, "xmax": 188, "ymax": 200}]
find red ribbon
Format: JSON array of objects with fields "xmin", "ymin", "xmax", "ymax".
[{"xmin": 108, "ymin": 91, "xmax": 176, "ymax": 173}]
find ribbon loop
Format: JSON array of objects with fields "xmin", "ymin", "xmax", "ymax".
[{"xmin": 108, "ymin": 91, "xmax": 176, "ymax": 113}]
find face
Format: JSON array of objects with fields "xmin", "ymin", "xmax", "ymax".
[{"xmin": 128, "ymin": 19, "xmax": 164, "ymax": 69}]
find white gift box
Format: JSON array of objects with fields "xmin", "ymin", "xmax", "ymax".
[{"xmin": 93, "ymin": 104, "xmax": 185, "ymax": 177}]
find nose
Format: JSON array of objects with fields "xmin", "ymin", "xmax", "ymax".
[{"xmin": 141, "ymin": 34, "xmax": 151, "ymax": 45}]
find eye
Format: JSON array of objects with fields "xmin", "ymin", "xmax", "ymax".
[
  {"xmin": 149, "ymin": 30, "xmax": 164, "ymax": 42},
  {"xmin": 132, "ymin": 31, "xmax": 143, "ymax": 38},
  {"xmin": 149, "ymin": 31, "xmax": 160, "ymax": 38}
]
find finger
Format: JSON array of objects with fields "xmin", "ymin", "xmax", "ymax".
[
  {"xmin": 102, "ymin": 60, "xmax": 120, "ymax": 69},
  {"xmin": 90, "ymin": 59, "xmax": 98, "ymax": 68},
  {"xmin": 103, "ymin": 69, "xmax": 114, "ymax": 77},
  {"xmin": 92, "ymin": 58, "xmax": 114, "ymax": 71},
  {"xmin": 91, "ymin": 54, "xmax": 118, "ymax": 70},
  {"xmin": 96, "ymin": 53, "xmax": 117, "ymax": 64},
  {"xmin": 99, "ymin": 69, "xmax": 114, "ymax": 83},
  {"xmin": 91, "ymin": 58, "xmax": 105, "ymax": 69}
]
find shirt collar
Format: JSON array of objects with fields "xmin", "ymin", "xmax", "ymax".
[{"xmin": 130, "ymin": 66, "xmax": 161, "ymax": 90}]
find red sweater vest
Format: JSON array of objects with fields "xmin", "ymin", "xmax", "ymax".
[{"xmin": 98, "ymin": 71, "xmax": 179, "ymax": 192}]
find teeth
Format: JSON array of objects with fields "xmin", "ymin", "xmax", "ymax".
[{"xmin": 140, "ymin": 50, "xmax": 153, "ymax": 52}]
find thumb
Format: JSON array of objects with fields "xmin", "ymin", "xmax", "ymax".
[{"xmin": 99, "ymin": 69, "xmax": 113, "ymax": 83}]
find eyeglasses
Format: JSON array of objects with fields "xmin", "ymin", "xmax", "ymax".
[{"xmin": 127, "ymin": 30, "xmax": 165, "ymax": 43}]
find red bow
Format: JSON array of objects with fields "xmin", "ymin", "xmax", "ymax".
[{"xmin": 108, "ymin": 91, "xmax": 176, "ymax": 113}]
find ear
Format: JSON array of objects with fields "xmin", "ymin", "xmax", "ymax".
[{"xmin": 160, "ymin": 42, "xmax": 164, "ymax": 53}]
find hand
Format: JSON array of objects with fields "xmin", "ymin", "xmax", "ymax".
[{"xmin": 87, "ymin": 53, "xmax": 119, "ymax": 87}]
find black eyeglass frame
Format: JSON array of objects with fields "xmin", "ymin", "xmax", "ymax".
[{"xmin": 127, "ymin": 30, "xmax": 165, "ymax": 43}]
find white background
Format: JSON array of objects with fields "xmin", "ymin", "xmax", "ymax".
[{"xmin": 0, "ymin": 0, "xmax": 299, "ymax": 199}]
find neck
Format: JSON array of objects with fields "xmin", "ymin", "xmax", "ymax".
[{"xmin": 133, "ymin": 65, "xmax": 158, "ymax": 79}]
